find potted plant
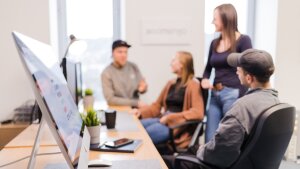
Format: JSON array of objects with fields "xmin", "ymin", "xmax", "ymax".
[
  {"xmin": 81, "ymin": 108, "xmax": 100, "ymax": 144},
  {"xmin": 83, "ymin": 88, "xmax": 94, "ymax": 111}
]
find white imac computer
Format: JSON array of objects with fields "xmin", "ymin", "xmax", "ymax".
[{"xmin": 12, "ymin": 32, "xmax": 102, "ymax": 169}]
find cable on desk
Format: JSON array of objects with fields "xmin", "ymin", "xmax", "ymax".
[{"xmin": 0, "ymin": 151, "xmax": 61, "ymax": 168}]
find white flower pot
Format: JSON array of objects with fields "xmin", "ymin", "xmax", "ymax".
[
  {"xmin": 87, "ymin": 125, "xmax": 101, "ymax": 144},
  {"xmin": 83, "ymin": 95, "xmax": 94, "ymax": 110}
]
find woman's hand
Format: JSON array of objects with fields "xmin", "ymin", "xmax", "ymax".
[
  {"xmin": 137, "ymin": 101, "xmax": 147, "ymax": 108},
  {"xmin": 201, "ymin": 78, "xmax": 213, "ymax": 89},
  {"xmin": 129, "ymin": 108, "xmax": 141, "ymax": 118},
  {"xmin": 159, "ymin": 115, "xmax": 168, "ymax": 125}
]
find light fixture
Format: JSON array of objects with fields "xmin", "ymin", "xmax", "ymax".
[{"xmin": 60, "ymin": 34, "xmax": 87, "ymax": 79}]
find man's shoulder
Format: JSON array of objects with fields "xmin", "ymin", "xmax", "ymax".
[
  {"xmin": 227, "ymin": 90, "xmax": 269, "ymax": 115},
  {"xmin": 238, "ymin": 88, "xmax": 278, "ymax": 103},
  {"xmin": 227, "ymin": 89, "xmax": 279, "ymax": 131},
  {"xmin": 235, "ymin": 92, "xmax": 256, "ymax": 104},
  {"xmin": 102, "ymin": 63, "xmax": 114, "ymax": 75},
  {"xmin": 126, "ymin": 61, "xmax": 142, "ymax": 73},
  {"xmin": 127, "ymin": 61, "xmax": 139, "ymax": 68}
]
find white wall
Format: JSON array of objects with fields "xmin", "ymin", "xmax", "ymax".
[
  {"xmin": 0, "ymin": 1, "xmax": 50, "ymax": 122},
  {"xmin": 254, "ymin": 0, "xmax": 278, "ymax": 58},
  {"xmin": 255, "ymin": 0, "xmax": 300, "ymax": 110},
  {"xmin": 275, "ymin": 0, "xmax": 300, "ymax": 110},
  {"xmin": 123, "ymin": 0, "xmax": 205, "ymax": 103}
]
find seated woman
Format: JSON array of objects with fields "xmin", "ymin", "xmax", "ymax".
[{"xmin": 131, "ymin": 51, "xmax": 204, "ymax": 148}]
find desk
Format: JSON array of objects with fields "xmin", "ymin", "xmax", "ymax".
[
  {"xmin": 0, "ymin": 108, "xmax": 168, "ymax": 169},
  {"xmin": 108, "ymin": 105, "xmax": 132, "ymax": 112},
  {"xmin": 0, "ymin": 123, "xmax": 28, "ymax": 149}
]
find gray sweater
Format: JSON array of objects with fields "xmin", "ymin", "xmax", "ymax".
[
  {"xmin": 101, "ymin": 61, "xmax": 144, "ymax": 107},
  {"xmin": 197, "ymin": 88, "xmax": 280, "ymax": 168}
]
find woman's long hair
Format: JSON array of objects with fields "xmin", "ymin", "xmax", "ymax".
[
  {"xmin": 177, "ymin": 51, "xmax": 195, "ymax": 86},
  {"xmin": 214, "ymin": 3, "xmax": 239, "ymax": 52}
]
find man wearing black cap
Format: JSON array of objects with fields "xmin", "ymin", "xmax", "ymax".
[
  {"xmin": 101, "ymin": 40, "xmax": 147, "ymax": 108},
  {"xmin": 165, "ymin": 49, "xmax": 280, "ymax": 169}
]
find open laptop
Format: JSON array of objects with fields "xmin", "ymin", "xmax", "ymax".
[{"xmin": 12, "ymin": 32, "xmax": 110, "ymax": 169}]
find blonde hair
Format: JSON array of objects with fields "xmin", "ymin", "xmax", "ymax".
[{"xmin": 176, "ymin": 51, "xmax": 195, "ymax": 86}]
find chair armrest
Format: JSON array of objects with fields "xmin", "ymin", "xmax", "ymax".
[
  {"xmin": 175, "ymin": 155, "xmax": 201, "ymax": 164},
  {"xmin": 169, "ymin": 120, "xmax": 202, "ymax": 130},
  {"xmin": 168, "ymin": 120, "xmax": 202, "ymax": 153},
  {"xmin": 175, "ymin": 155, "xmax": 215, "ymax": 169}
]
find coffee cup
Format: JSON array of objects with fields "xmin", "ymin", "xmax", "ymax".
[{"xmin": 105, "ymin": 109, "xmax": 117, "ymax": 129}]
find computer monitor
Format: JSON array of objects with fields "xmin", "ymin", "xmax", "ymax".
[
  {"xmin": 66, "ymin": 59, "xmax": 83, "ymax": 105},
  {"xmin": 12, "ymin": 31, "xmax": 90, "ymax": 169}
]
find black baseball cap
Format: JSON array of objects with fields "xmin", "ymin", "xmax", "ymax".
[
  {"xmin": 112, "ymin": 40, "xmax": 131, "ymax": 51},
  {"xmin": 227, "ymin": 49, "xmax": 275, "ymax": 78}
]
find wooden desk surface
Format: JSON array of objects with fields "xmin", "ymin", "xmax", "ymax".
[
  {"xmin": 107, "ymin": 105, "xmax": 132, "ymax": 112},
  {"xmin": 0, "ymin": 123, "xmax": 29, "ymax": 149},
  {"xmin": 0, "ymin": 109, "xmax": 168, "ymax": 169}
]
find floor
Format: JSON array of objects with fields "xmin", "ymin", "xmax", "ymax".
[{"xmin": 279, "ymin": 161, "xmax": 300, "ymax": 169}]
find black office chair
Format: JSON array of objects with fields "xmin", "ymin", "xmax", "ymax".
[
  {"xmin": 31, "ymin": 101, "xmax": 42, "ymax": 123},
  {"xmin": 157, "ymin": 77, "xmax": 208, "ymax": 154},
  {"xmin": 174, "ymin": 103, "xmax": 296, "ymax": 169}
]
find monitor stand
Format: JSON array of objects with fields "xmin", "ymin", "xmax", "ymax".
[
  {"xmin": 27, "ymin": 117, "xmax": 91, "ymax": 169},
  {"xmin": 27, "ymin": 117, "xmax": 46, "ymax": 169}
]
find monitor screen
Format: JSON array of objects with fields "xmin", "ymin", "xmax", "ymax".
[
  {"xmin": 12, "ymin": 32, "xmax": 84, "ymax": 165},
  {"xmin": 66, "ymin": 59, "xmax": 83, "ymax": 105}
]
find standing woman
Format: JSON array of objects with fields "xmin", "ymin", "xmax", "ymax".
[{"xmin": 202, "ymin": 4, "xmax": 252, "ymax": 142}]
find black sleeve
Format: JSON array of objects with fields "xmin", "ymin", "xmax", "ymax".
[
  {"xmin": 237, "ymin": 35, "xmax": 252, "ymax": 52},
  {"xmin": 202, "ymin": 41, "xmax": 214, "ymax": 79}
]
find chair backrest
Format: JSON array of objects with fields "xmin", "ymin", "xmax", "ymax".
[
  {"xmin": 230, "ymin": 103, "xmax": 296, "ymax": 169},
  {"xmin": 187, "ymin": 78, "xmax": 209, "ymax": 148}
]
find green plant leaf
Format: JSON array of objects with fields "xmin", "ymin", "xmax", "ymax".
[
  {"xmin": 82, "ymin": 108, "xmax": 100, "ymax": 126},
  {"xmin": 84, "ymin": 88, "xmax": 93, "ymax": 96}
]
